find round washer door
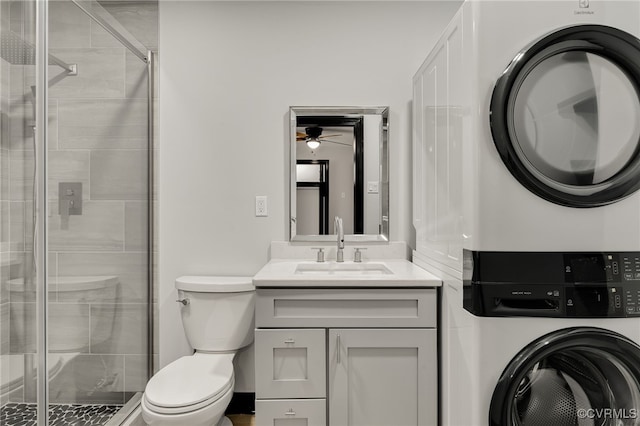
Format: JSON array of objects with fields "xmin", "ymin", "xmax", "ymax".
[
  {"xmin": 490, "ymin": 25, "xmax": 640, "ymax": 207},
  {"xmin": 489, "ymin": 327, "xmax": 640, "ymax": 426}
]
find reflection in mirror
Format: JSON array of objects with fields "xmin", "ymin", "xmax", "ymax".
[{"xmin": 290, "ymin": 107, "xmax": 389, "ymax": 242}]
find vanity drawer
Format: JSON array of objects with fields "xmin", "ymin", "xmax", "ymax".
[
  {"xmin": 256, "ymin": 288, "xmax": 436, "ymax": 328},
  {"xmin": 255, "ymin": 329, "xmax": 326, "ymax": 398},
  {"xmin": 255, "ymin": 399, "xmax": 326, "ymax": 426}
]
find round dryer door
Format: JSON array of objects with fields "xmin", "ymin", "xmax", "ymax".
[
  {"xmin": 491, "ymin": 25, "xmax": 640, "ymax": 207},
  {"xmin": 489, "ymin": 327, "xmax": 640, "ymax": 426}
]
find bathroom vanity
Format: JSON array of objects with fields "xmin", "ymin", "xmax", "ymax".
[
  {"xmin": 262, "ymin": 106, "xmax": 441, "ymax": 425},
  {"xmin": 253, "ymin": 256, "xmax": 441, "ymax": 426}
]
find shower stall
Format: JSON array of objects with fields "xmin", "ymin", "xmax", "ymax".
[{"xmin": 0, "ymin": 0, "xmax": 156, "ymax": 424}]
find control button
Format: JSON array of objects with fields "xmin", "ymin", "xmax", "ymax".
[
  {"xmin": 627, "ymin": 307, "xmax": 636, "ymax": 314},
  {"xmin": 635, "ymin": 273, "xmax": 640, "ymax": 280},
  {"xmin": 553, "ymin": 290, "xmax": 560, "ymax": 297},
  {"xmin": 625, "ymin": 273, "xmax": 634, "ymax": 280}
]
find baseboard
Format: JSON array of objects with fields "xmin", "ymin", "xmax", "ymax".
[{"xmin": 225, "ymin": 392, "xmax": 255, "ymax": 415}]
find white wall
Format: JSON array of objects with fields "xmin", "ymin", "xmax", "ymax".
[{"xmin": 158, "ymin": 0, "xmax": 462, "ymax": 389}]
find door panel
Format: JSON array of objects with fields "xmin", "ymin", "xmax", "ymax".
[{"xmin": 328, "ymin": 329, "xmax": 437, "ymax": 426}]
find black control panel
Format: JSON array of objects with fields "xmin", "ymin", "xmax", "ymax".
[
  {"xmin": 463, "ymin": 251, "xmax": 640, "ymax": 318},
  {"xmin": 621, "ymin": 254, "xmax": 640, "ymax": 281}
]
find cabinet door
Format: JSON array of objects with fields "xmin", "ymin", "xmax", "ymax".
[
  {"xmin": 256, "ymin": 399, "xmax": 326, "ymax": 426},
  {"xmin": 328, "ymin": 329, "xmax": 437, "ymax": 426},
  {"xmin": 412, "ymin": 12, "xmax": 463, "ymax": 273},
  {"xmin": 255, "ymin": 329, "xmax": 326, "ymax": 398}
]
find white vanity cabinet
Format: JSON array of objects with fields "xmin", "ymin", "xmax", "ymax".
[{"xmin": 254, "ymin": 288, "xmax": 438, "ymax": 426}]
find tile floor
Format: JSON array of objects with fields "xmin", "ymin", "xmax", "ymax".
[
  {"xmin": 228, "ymin": 414, "xmax": 255, "ymax": 426},
  {"xmin": 0, "ymin": 402, "xmax": 122, "ymax": 425}
]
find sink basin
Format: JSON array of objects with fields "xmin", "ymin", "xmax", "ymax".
[
  {"xmin": 253, "ymin": 258, "xmax": 442, "ymax": 287},
  {"xmin": 295, "ymin": 262, "xmax": 392, "ymax": 275}
]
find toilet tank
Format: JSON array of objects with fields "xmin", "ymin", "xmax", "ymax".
[{"xmin": 175, "ymin": 276, "xmax": 255, "ymax": 352}]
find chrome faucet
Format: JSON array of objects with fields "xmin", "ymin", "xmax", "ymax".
[{"xmin": 334, "ymin": 216, "xmax": 344, "ymax": 262}]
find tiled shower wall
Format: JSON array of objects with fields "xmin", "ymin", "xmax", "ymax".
[{"xmin": 1, "ymin": 0, "xmax": 157, "ymax": 406}]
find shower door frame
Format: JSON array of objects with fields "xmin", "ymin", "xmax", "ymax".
[
  {"xmin": 35, "ymin": 1, "xmax": 49, "ymax": 424},
  {"xmin": 33, "ymin": 1, "xmax": 155, "ymax": 424}
]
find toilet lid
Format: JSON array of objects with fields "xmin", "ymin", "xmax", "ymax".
[
  {"xmin": 175, "ymin": 276, "xmax": 254, "ymax": 293},
  {"xmin": 145, "ymin": 355, "xmax": 233, "ymax": 409}
]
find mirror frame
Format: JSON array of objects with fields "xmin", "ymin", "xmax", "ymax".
[{"xmin": 289, "ymin": 106, "xmax": 389, "ymax": 242}]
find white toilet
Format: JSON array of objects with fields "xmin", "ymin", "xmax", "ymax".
[{"xmin": 141, "ymin": 276, "xmax": 255, "ymax": 426}]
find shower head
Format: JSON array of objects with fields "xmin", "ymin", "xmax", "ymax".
[
  {"xmin": 0, "ymin": 30, "xmax": 36, "ymax": 65},
  {"xmin": 0, "ymin": 30, "xmax": 77, "ymax": 74}
]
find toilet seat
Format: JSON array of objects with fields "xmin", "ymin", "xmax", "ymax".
[{"xmin": 144, "ymin": 354, "xmax": 234, "ymax": 415}]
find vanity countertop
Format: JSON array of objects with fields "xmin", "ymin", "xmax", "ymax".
[{"xmin": 253, "ymin": 258, "xmax": 442, "ymax": 288}]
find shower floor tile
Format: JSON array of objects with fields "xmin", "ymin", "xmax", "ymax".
[{"xmin": 0, "ymin": 402, "xmax": 122, "ymax": 425}]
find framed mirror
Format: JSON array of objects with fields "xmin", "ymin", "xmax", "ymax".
[{"xmin": 289, "ymin": 106, "xmax": 389, "ymax": 242}]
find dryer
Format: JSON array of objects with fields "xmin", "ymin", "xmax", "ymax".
[{"xmin": 412, "ymin": 0, "xmax": 640, "ymax": 271}]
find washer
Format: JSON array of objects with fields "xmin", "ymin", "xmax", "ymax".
[
  {"xmin": 465, "ymin": 251, "xmax": 640, "ymax": 426},
  {"xmin": 411, "ymin": 1, "xmax": 640, "ymax": 425}
]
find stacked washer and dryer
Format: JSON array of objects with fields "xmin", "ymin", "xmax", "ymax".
[{"xmin": 412, "ymin": 1, "xmax": 640, "ymax": 425}]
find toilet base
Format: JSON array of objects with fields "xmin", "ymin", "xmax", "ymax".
[
  {"xmin": 218, "ymin": 417, "xmax": 232, "ymax": 426},
  {"xmin": 141, "ymin": 383, "xmax": 233, "ymax": 426}
]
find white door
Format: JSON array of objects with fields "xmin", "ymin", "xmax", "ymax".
[{"xmin": 328, "ymin": 329, "xmax": 437, "ymax": 426}]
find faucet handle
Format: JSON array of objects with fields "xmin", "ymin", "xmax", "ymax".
[
  {"xmin": 353, "ymin": 247, "xmax": 367, "ymax": 263},
  {"xmin": 311, "ymin": 247, "xmax": 325, "ymax": 263}
]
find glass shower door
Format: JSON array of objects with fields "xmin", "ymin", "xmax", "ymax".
[
  {"xmin": 0, "ymin": 0, "xmax": 153, "ymax": 424},
  {"xmin": 45, "ymin": 0, "xmax": 151, "ymax": 423},
  {"xmin": 0, "ymin": 0, "xmax": 41, "ymax": 424}
]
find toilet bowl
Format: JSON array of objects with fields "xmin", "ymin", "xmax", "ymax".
[
  {"xmin": 141, "ymin": 353, "xmax": 234, "ymax": 426},
  {"xmin": 142, "ymin": 276, "xmax": 255, "ymax": 426}
]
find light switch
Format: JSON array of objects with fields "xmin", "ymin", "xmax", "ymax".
[{"xmin": 367, "ymin": 181, "xmax": 379, "ymax": 194}]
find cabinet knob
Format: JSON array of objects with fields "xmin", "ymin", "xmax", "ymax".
[
  {"xmin": 285, "ymin": 409, "xmax": 296, "ymax": 416},
  {"xmin": 284, "ymin": 338, "xmax": 295, "ymax": 344}
]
